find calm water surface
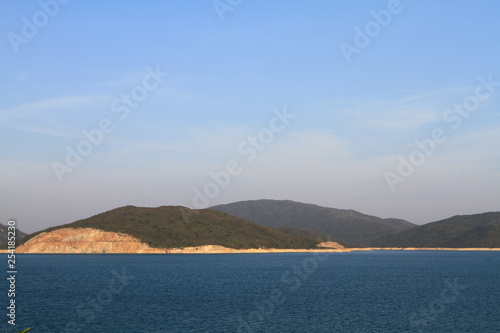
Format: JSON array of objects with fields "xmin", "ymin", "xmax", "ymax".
[{"xmin": 3, "ymin": 251, "xmax": 499, "ymax": 332}]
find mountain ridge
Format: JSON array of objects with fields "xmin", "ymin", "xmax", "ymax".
[
  {"xmin": 211, "ymin": 199, "xmax": 416, "ymax": 245},
  {"xmin": 15, "ymin": 201, "xmax": 500, "ymax": 251},
  {"xmin": 364, "ymin": 212, "xmax": 500, "ymax": 247}
]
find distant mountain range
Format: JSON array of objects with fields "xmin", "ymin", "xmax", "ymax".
[
  {"xmin": 211, "ymin": 200, "xmax": 416, "ymax": 245},
  {"xmin": 211, "ymin": 200, "xmax": 500, "ymax": 248},
  {"xmin": 12, "ymin": 200, "xmax": 500, "ymax": 251}
]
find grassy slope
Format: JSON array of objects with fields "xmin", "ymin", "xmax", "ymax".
[
  {"xmin": 364, "ymin": 212, "xmax": 500, "ymax": 247},
  {"xmin": 211, "ymin": 199, "xmax": 416, "ymax": 245},
  {"xmin": 19, "ymin": 206, "xmax": 319, "ymax": 249},
  {"xmin": 276, "ymin": 227, "xmax": 355, "ymax": 247}
]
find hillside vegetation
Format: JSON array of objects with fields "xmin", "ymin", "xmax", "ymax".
[
  {"xmin": 276, "ymin": 227, "xmax": 354, "ymax": 247},
  {"xmin": 364, "ymin": 212, "xmax": 500, "ymax": 248},
  {"xmin": 211, "ymin": 199, "xmax": 416, "ymax": 245},
  {"xmin": 19, "ymin": 206, "xmax": 319, "ymax": 249}
]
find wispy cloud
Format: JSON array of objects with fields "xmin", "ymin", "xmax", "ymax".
[
  {"xmin": 14, "ymin": 124, "xmax": 77, "ymax": 138},
  {"xmin": 355, "ymin": 107, "xmax": 440, "ymax": 130},
  {"xmin": 0, "ymin": 95, "xmax": 108, "ymax": 121},
  {"xmin": 319, "ymin": 86, "xmax": 480, "ymax": 132}
]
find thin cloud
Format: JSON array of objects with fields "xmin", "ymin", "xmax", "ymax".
[
  {"xmin": 0, "ymin": 95, "xmax": 108, "ymax": 120},
  {"xmin": 355, "ymin": 107, "xmax": 440, "ymax": 130},
  {"xmin": 14, "ymin": 124, "xmax": 77, "ymax": 139},
  {"xmin": 321, "ymin": 85, "xmax": 479, "ymax": 132}
]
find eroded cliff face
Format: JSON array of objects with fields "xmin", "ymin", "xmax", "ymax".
[
  {"xmin": 316, "ymin": 241, "xmax": 345, "ymax": 249},
  {"xmin": 16, "ymin": 228, "xmax": 165, "ymax": 253},
  {"xmin": 166, "ymin": 245, "xmax": 233, "ymax": 253}
]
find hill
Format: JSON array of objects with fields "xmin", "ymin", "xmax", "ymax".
[
  {"xmin": 18, "ymin": 206, "xmax": 319, "ymax": 250},
  {"xmin": 276, "ymin": 227, "xmax": 354, "ymax": 247},
  {"xmin": 0, "ymin": 223, "xmax": 28, "ymax": 247},
  {"xmin": 364, "ymin": 212, "xmax": 500, "ymax": 248},
  {"xmin": 211, "ymin": 199, "xmax": 416, "ymax": 245}
]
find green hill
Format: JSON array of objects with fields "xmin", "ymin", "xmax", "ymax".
[
  {"xmin": 211, "ymin": 199, "xmax": 416, "ymax": 245},
  {"xmin": 364, "ymin": 212, "xmax": 500, "ymax": 248},
  {"xmin": 19, "ymin": 205, "xmax": 319, "ymax": 249},
  {"xmin": 276, "ymin": 227, "xmax": 354, "ymax": 247}
]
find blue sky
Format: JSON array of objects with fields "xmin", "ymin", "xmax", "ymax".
[{"xmin": 1, "ymin": 0, "xmax": 499, "ymax": 233}]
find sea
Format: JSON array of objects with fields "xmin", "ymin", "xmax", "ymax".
[{"xmin": 2, "ymin": 251, "xmax": 499, "ymax": 333}]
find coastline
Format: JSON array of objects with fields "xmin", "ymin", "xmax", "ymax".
[{"xmin": 2, "ymin": 246, "xmax": 499, "ymax": 254}]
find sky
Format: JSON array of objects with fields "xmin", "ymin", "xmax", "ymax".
[{"xmin": 1, "ymin": 0, "xmax": 499, "ymax": 233}]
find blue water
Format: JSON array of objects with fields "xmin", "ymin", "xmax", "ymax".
[{"xmin": 2, "ymin": 251, "xmax": 499, "ymax": 332}]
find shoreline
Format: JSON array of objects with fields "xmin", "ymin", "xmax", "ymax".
[{"xmin": 2, "ymin": 247, "xmax": 500, "ymax": 254}]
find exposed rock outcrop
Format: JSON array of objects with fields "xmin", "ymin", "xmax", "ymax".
[
  {"xmin": 16, "ymin": 228, "xmax": 165, "ymax": 253},
  {"xmin": 316, "ymin": 241, "xmax": 345, "ymax": 249},
  {"xmin": 165, "ymin": 245, "xmax": 349, "ymax": 253},
  {"xmin": 166, "ymin": 245, "xmax": 234, "ymax": 253}
]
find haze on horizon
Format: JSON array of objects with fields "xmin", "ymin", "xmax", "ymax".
[{"xmin": 1, "ymin": 0, "xmax": 499, "ymax": 234}]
